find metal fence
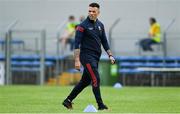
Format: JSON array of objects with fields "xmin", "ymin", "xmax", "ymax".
[{"xmin": 0, "ymin": 19, "xmax": 179, "ymax": 85}]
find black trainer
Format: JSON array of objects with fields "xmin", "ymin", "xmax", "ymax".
[
  {"xmin": 62, "ymin": 99, "xmax": 73, "ymax": 109},
  {"xmin": 98, "ymin": 104, "xmax": 108, "ymax": 110}
]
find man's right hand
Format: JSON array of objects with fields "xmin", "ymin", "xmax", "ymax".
[
  {"xmin": 74, "ymin": 49, "xmax": 81, "ymax": 71},
  {"xmin": 75, "ymin": 60, "xmax": 81, "ymax": 70}
]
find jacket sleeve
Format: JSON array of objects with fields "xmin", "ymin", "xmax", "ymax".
[
  {"xmin": 101, "ymin": 24, "xmax": 110, "ymax": 51},
  {"xmin": 75, "ymin": 25, "xmax": 84, "ymax": 49}
]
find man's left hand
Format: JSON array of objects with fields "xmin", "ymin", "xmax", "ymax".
[{"xmin": 109, "ymin": 56, "xmax": 115, "ymax": 64}]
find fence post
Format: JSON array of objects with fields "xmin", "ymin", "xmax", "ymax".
[
  {"xmin": 40, "ymin": 29, "xmax": 46, "ymax": 85},
  {"xmin": 5, "ymin": 30, "xmax": 12, "ymax": 84}
]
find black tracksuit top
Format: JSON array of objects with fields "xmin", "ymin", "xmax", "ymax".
[{"xmin": 75, "ymin": 17, "xmax": 110, "ymax": 58}]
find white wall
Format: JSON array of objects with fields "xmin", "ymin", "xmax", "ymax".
[{"xmin": 0, "ymin": 0, "xmax": 179, "ymax": 56}]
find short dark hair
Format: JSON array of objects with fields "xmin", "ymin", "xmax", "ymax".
[
  {"xmin": 89, "ymin": 3, "xmax": 100, "ymax": 9},
  {"xmin": 150, "ymin": 17, "xmax": 156, "ymax": 23},
  {"xmin": 69, "ymin": 15, "xmax": 75, "ymax": 20}
]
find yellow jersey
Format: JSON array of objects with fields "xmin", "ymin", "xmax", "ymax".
[{"xmin": 149, "ymin": 23, "xmax": 161, "ymax": 43}]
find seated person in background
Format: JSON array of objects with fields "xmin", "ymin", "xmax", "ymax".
[
  {"xmin": 60, "ymin": 15, "xmax": 78, "ymax": 51},
  {"xmin": 140, "ymin": 17, "xmax": 161, "ymax": 51}
]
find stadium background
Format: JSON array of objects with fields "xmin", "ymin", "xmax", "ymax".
[
  {"xmin": 0, "ymin": 0, "xmax": 180, "ymax": 113},
  {"xmin": 1, "ymin": 0, "xmax": 180, "ymax": 56}
]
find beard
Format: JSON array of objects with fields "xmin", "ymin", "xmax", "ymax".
[{"xmin": 89, "ymin": 15, "xmax": 96, "ymax": 21}]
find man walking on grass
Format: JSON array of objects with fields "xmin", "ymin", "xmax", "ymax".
[{"xmin": 62, "ymin": 2, "xmax": 115, "ymax": 110}]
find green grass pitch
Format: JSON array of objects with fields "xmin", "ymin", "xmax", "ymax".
[{"xmin": 0, "ymin": 86, "xmax": 180, "ymax": 113}]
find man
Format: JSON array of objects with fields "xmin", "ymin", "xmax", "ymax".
[
  {"xmin": 62, "ymin": 3, "xmax": 115, "ymax": 110},
  {"xmin": 140, "ymin": 17, "xmax": 161, "ymax": 51},
  {"xmin": 60, "ymin": 15, "xmax": 78, "ymax": 51}
]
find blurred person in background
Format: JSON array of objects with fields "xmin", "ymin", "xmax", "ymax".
[
  {"xmin": 62, "ymin": 3, "xmax": 115, "ymax": 110},
  {"xmin": 139, "ymin": 17, "xmax": 161, "ymax": 51},
  {"xmin": 60, "ymin": 15, "xmax": 78, "ymax": 51},
  {"xmin": 79, "ymin": 15, "xmax": 85, "ymax": 23}
]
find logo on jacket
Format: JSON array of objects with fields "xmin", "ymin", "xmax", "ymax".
[
  {"xmin": 88, "ymin": 27, "xmax": 93, "ymax": 30},
  {"xmin": 98, "ymin": 26, "xmax": 101, "ymax": 31}
]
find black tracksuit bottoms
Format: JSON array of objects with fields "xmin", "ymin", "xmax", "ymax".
[{"xmin": 67, "ymin": 53, "xmax": 103, "ymax": 105}]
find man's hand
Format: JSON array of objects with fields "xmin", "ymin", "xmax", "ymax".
[
  {"xmin": 75, "ymin": 59, "xmax": 81, "ymax": 70},
  {"xmin": 109, "ymin": 55, "xmax": 116, "ymax": 64},
  {"xmin": 74, "ymin": 49, "xmax": 81, "ymax": 70},
  {"xmin": 106, "ymin": 49, "xmax": 115, "ymax": 64}
]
